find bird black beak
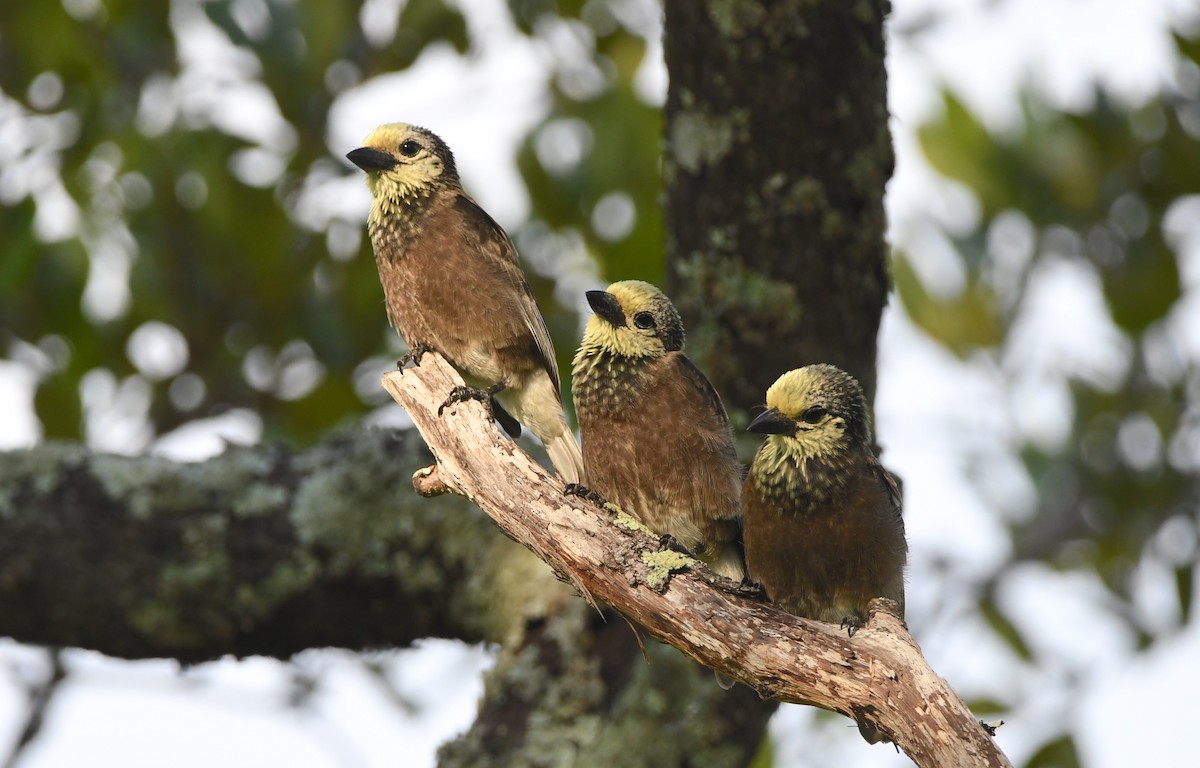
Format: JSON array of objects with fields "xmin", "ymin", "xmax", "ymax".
[
  {"xmin": 747, "ymin": 408, "xmax": 798, "ymax": 436},
  {"xmin": 347, "ymin": 147, "xmax": 397, "ymax": 172},
  {"xmin": 586, "ymin": 290, "xmax": 627, "ymax": 327}
]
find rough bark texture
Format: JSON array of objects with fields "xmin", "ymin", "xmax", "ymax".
[
  {"xmin": 663, "ymin": 0, "xmax": 894, "ymax": 410},
  {"xmin": 4, "ymin": 5, "xmax": 906, "ymax": 765},
  {"xmin": 437, "ymin": 599, "xmax": 769, "ymax": 768},
  {"xmin": 0, "ymin": 429, "xmax": 503, "ymax": 662},
  {"xmin": 384, "ymin": 357, "xmax": 1011, "ymax": 768},
  {"xmin": 0, "ymin": 428, "xmax": 769, "ymax": 765}
]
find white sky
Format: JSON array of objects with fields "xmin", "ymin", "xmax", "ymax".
[{"xmin": 2, "ymin": 0, "xmax": 1198, "ymax": 766}]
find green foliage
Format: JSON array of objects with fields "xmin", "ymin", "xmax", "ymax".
[
  {"xmin": 906, "ymin": 31, "xmax": 1200, "ymax": 672},
  {"xmin": 4, "ymin": 4, "xmax": 1193, "ymax": 763},
  {"xmin": 0, "ymin": 0, "xmax": 654, "ymax": 446},
  {"xmin": 1025, "ymin": 734, "xmax": 1081, "ymax": 768},
  {"xmin": 508, "ymin": 2, "xmax": 665, "ymax": 383},
  {"xmin": 892, "ymin": 242, "xmax": 1003, "ymax": 354},
  {"xmin": 747, "ymin": 731, "xmax": 775, "ymax": 768}
]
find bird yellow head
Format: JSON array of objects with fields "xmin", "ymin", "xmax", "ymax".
[
  {"xmin": 577, "ymin": 280, "xmax": 685, "ymax": 360},
  {"xmin": 747, "ymin": 364, "xmax": 871, "ymax": 459},
  {"xmin": 346, "ymin": 123, "xmax": 458, "ymax": 205}
]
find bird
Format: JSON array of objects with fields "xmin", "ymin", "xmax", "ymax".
[
  {"xmin": 346, "ymin": 123, "xmax": 585, "ymax": 484},
  {"xmin": 572, "ymin": 280, "xmax": 744, "ymax": 582},
  {"xmin": 742, "ymin": 364, "xmax": 906, "ymax": 635}
]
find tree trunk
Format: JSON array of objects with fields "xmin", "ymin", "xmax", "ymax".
[
  {"xmin": 2, "ymin": 3, "xmax": 903, "ymax": 766},
  {"xmin": 663, "ymin": 0, "xmax": 894, "ymax": 409}
]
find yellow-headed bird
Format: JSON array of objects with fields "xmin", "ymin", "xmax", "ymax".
[
  {"xmin": 572, "ymin": 280, "xmax": 744, "ymax": 581},
  {"xmin": 743, "ymin": 364, "xmax": 906, "ymax": 634},
  {"xmin": 347, "ymin": 123, "xmax": 585, "ymax": 484}
]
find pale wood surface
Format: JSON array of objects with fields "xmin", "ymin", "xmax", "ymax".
[{"xmin": 382, "ymin": 354, "xmax": 1012, "ymax": 768}]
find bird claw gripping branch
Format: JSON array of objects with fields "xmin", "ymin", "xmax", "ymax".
[
  {"xmin": 657, "ymin": 533, "xmax": 695, "ymax": 557},
  {"xmin": 438, "ymin": 382, "xmax": 506, "ymax": 418},
  {"xmin": 396, "ymin": 342, "xmax": 431, "ymax": 373},
  {"xmin": 563, "ymin": 483, "xmax": 607, "ymax": 506},
  {"xmin": 729, "ymin": 577, "xmax": 767, "ymax": 600},
  {"xmin": 840, "ymin": 615, "xmax": 865, "ymax": 637}
]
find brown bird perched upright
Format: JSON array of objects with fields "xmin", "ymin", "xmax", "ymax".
[
  {"xmin": 347, "ymin": 123, "xmax": 585, "ymax": 484},
  {"xmin": 743, "ymin": 364, "xmax": 906, "ymax": 634},
  {"xmin": 572, "ymin": 280, "xmax": 744, "ymax": 581}
]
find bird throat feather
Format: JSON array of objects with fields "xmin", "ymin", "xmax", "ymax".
[
  {"xmin": 369, "ymin": 174, "xmax": 435, "ymax": 217},
  {"xmin": 365, "ymin": 180, "xmax": 440, "ymax": 259},
  {"xmin": 751, "ymin": 437, "xmax": 857, "ymax": 510},
  {"xmin": 576, "ymin": 315, "xmax": 662, "ymax": 360},
  {"xmin": 572, "ymin": 349, "xmax": 651, "ymax": 418}
]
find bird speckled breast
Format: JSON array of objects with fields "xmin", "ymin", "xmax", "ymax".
[
  {"xmin": 368, "ymin": 190, "xmax": 547, "ymax": 387},
  {"xmin": 748, "ymin": 447, "xmax": 854, "ymax": 514},
  {"xmin": 573, "ymin": 350, "xmax": 652, "ymax": 419},
  {"xmin": 367, "ymin": 194, "xmax": 440, "ymax": 347},
  {"xmin": 574, "ymin": 349, "xmax": 740, "ymax": 553},
  {"xmin": 743, "ymin": 451, "xmax": 906, "ymax": 623}
]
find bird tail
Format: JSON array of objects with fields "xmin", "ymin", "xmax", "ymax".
[
  {"xmin": 546, "ymin": 429, "xmax": 586, "ymax": 485},
  {"xmin": 703, "ymin": 545, "xmax": 746, "ymax": 583}
]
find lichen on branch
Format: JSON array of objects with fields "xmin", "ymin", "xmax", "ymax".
[{"xmin": 382, "ymin": 353, "xmax": 1012, "ymax": 768}]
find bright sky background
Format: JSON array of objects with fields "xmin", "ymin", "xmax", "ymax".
[{"xmin": 2, "ymin": 0, "xmax": 1198, "ymax": 766}]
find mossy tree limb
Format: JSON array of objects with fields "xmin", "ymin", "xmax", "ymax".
[
  {"xmin": 0, "ymin": 429, "xmax": 504, "ymax": 662},
  {"xmin": 0, "ymin": 426, "xmax": 772, "ymax": 766}
]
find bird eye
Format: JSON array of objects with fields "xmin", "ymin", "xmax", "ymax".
[
  {"xmin": 801, "ymin": 406, "xmax": 827, "ymax": 424},
  {"xmin": 399, "ymin": 140, "xmax": 421, "ymax": 157},
  {"xmin": 633, "ymin": 312, "xmax": 656, "ymax": 330}
]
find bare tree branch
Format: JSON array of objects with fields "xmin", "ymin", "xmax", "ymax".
[
  {"xmin": 385, "ymin": 355, "xmax": 1012, "ymax": 768},
  {"xmin": 1, "ymin": 648, "xmax": 65, "ymax": 768}
]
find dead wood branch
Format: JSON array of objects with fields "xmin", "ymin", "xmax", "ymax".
[{"xmin": 382, "ymin": 354, "xmax": 1011, "ymax": 768}]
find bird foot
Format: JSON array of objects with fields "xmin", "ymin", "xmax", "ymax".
[
  {"xmin": 564, "ymin": 483, "xmax": 607, "ymax": 506},
  {"xmin": 658, "ymin": 534, "xmax": 694, "ymax": 557},
  {"xmin": 732, "ymin": 577, "xmax": 767, "ymax": 600},
  {"xmin": 397, "ymin": 343, "xmax": 432, "ymax": 373},
  {"xmin": 438, "ymin": 382, "xmax": 505, "ymax": 417},
  {"xmin": 852, "ymin": 707, "xmax": 889, "ymax": 745},
  {"xmin": 840, "ymin": 615, "xmax": 865, "ymax": 637}
]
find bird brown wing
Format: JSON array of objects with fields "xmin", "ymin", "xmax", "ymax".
[
  {"xmin": 673, "ymin": 354, "xmax": 733, "ymax": 432},
  {"xmin": 665, "ymin": 353, "xmax": 742, "ymax": 502},
  {"xmin": 452, "ymin": 193, "xmax": 561, "ymax": 394},
  {"xmin": 871, "ymin": 455, "xmax": 905, "ymax": 527}
]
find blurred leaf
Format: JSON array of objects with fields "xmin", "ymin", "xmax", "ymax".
[
  {"xmin": 980, "ymin": 597, "xmax": 1033, "ymax": 662},
  {"xmin": 507, "ymin": 0, "xmax": 589, "ymax": 33},
  {"xmin": 399, "ymin": 0, "xmax": 469, "ymax": 57},
  {"xmin": 1177, "ymin": 564, "xmax": 1194, "ymax": 625},
  {"xmin": 1026, "ymin": 734, "xmax": 1081, "ymax": 768},
  {"xmin": 918, "ymin": 92, "xmax": 1017, "ymax": 219},
  {"xmin": 964, "ymin": 697, "xmax": 1010, "ymax": 719},
  {"xmin": 0, "ymin": 199, "xmax": 43, "ymax": 301},
  {"xmin": 33, "ymin": 373, "xmax": 84, "ymax": 440},
  {"xmin": 747, "ymin": 731, "xmax": 775, "ymax": 768},
  {"xmin": 1103, "ymin": 230, "xmax": 1180, "ymax": 333},
  {"xmin": 1173, "ymin": 31, "xmax": 1200, "ymax": 66},
  {"xmin": 890, "ymin": 252, "xmax": 1002, "ymax": 354}
]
